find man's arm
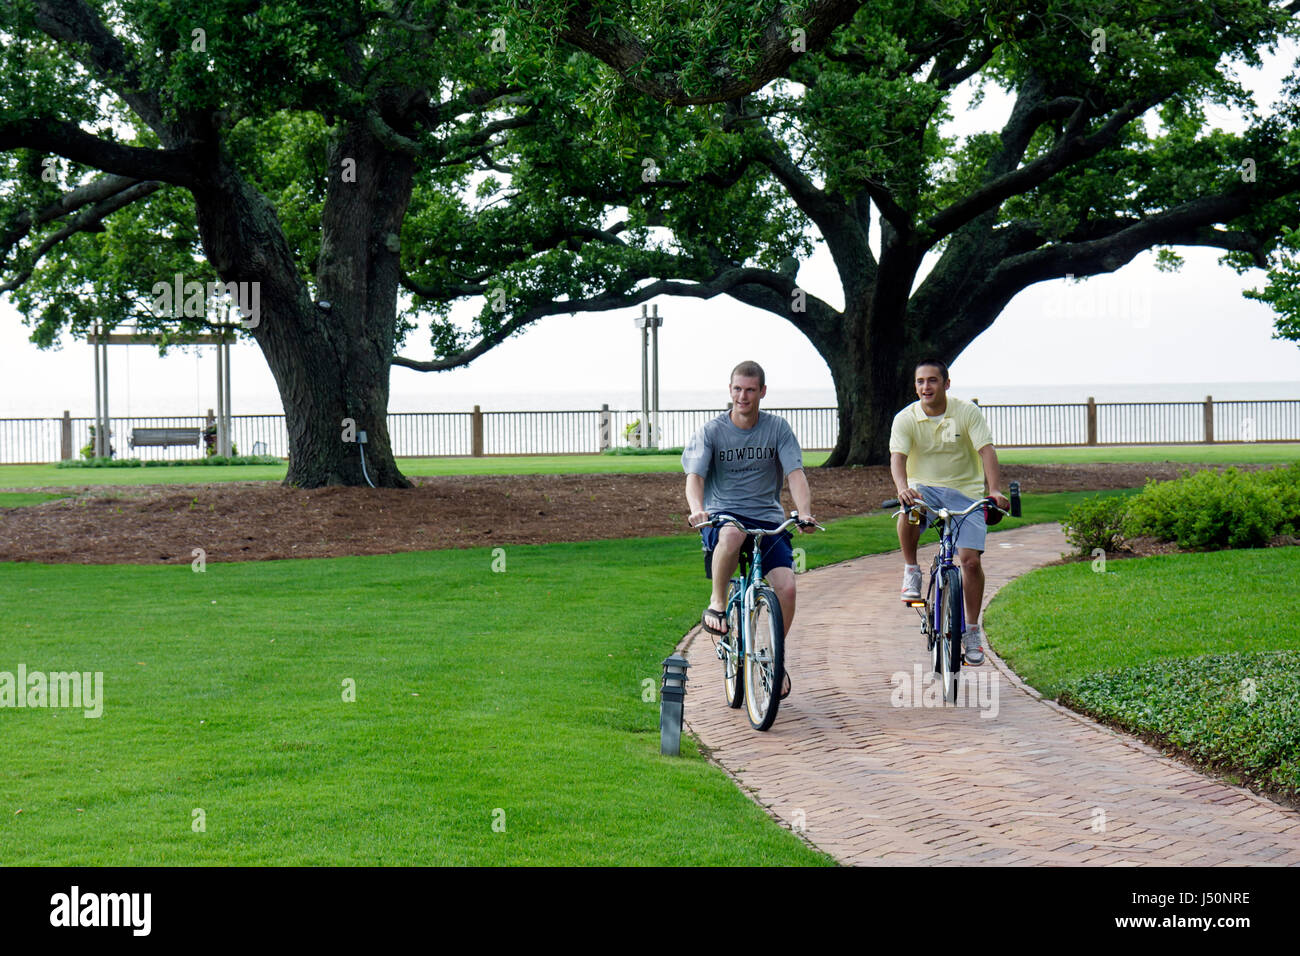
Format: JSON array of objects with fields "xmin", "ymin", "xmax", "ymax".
[
  {"xmin": 890, "ymin": 452, "xmax": 920, "ymax": 506},
  {"xmin": 978, "ymin": 444, "xmax": 1009, "ymax": 509},
  {"xmin": 786, "ymin": 468, "xmax": 816, "ymax": 532},
  {"xmin": 686, "ymin": 472, "xmax": 708, "ymax": 526}
]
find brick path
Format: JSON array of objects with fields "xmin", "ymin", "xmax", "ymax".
[{"xmin": 676, "ymin": 524, "xmax": 1300, "ymax": 865}]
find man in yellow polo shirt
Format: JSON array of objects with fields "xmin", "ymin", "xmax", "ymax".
[{"xmin": 889, "ymin": 359, "xmax": 1010, "ymax": 665}]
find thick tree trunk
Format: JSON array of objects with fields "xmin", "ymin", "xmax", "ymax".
[
  {"xmin": 261, "ymin": 304, "xmax": 409, "ymax": 488},
  {"xmin": 822, "ymin": 340, "xmax": 914, "ymax": 467},
  {"xmin": 190, "ymin": 118, "xmax": 416, "ymax": 488},
  {"xmin": 820, "ymin": 262, "xmax": 922, "ymax": 468}
]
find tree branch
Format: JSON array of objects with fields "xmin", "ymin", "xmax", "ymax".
[
  {"xmin": 0, "ymin": 119, "xmax": 197, "ymax": 186},
  {"xmin": 0, "ymin": 180, "xmax": 163, "ymax": 292},
  {"xmin": 393, "ymin": 265, "xmax": 821, "ymax": 372},
  {"xmin": 0, "ymin": 174, "xmax": 147, "ymax": 268},
  {"xmin": 30, "ymin": 0, "xmax": 170, "ymax": 140},
  {"xmin": 923, "ymin": 90, "xmax": 1158, "ymax": 243},
  {"xmin": 558, "ymin": 1, "xmax": 869, "ymax": 106}
]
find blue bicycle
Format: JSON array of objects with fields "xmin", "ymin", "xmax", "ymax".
[
  {"xmin": 695, "ymin": 512, "xmax": 819, "ymax": 731},
  {"xmin": 894, "ymin": 484, "xmax": 1020, "ymax": 702}
]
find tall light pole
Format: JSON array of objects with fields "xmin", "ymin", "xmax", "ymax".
[{"xmin": 634, "ymin": 304, "xmax": 663, "ymax": 448}]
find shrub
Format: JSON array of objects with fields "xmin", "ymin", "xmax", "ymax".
[
  {"xmin": 1061, "ymin": 493, "xmax": 1130, "ymax": 555},
  {"xmin": 57, "ymin": 455, "xmax": 280, "ymax": 469},
  {"xmin": 1123, "ymin": 464, "xmax": 1300, "ymax": 549}
]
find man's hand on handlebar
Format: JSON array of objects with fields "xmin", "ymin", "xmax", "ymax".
[
  {"xmin": 896, "ymin": 487, "xmax": 921, "ymax": 508},
  {"xmin": 688, "ymin": 510, "xmax": 711, "ymax": 528},
  {"xmin": 987, "ymin": 490, "xmax": 1011, "ymax": 512}
]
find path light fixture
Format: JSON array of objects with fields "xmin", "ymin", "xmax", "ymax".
[{"xmin": 660, "ymin": 654, "xmax": 690, "ymax": 756}]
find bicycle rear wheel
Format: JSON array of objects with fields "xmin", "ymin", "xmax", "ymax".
[
  {"xmin": 744, "ymin": 586, "xmax": 785, "ymax": 731},
  {"xmin": 939, "ymin": 566, "xmax": 962, "ymax": 703},
  {"xmin": 720, "ymin": 579, "xmax": 744, "ymax": 709}
]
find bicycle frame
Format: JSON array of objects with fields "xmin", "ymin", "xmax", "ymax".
[
  {"xmin": 896, "ymin": 489, "xmax": 1018, "ymax": 700},
  {"xmin": 697, "ymin": 512, "xmax": 819, "ymax": 727},
  {"xmin": 720, "ymin": 525, "xmax": 773, "ymax": 678},
  {"xmin": 923, "ymin": 509, "xmax": 965, "ymax": 639}
]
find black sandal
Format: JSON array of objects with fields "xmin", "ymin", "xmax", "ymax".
[
  {"xmin": 701, "ymin": 607, "xmax": 728, "ymax": 636},
  {"xmin": 780, "ymin": 671, "xmax": 792, "ymax": 700}
]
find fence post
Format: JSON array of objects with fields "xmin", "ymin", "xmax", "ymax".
[
  {"xmin": 1086, "ymin": 397, "xmax": 1097, "ymax": 446},
  {"xmin": 60, "ymin": 410, "xmax": 72, "ymax": 460},
  {"xmin": 471, "ymin": 405, "xmax": 484, "ymax": 457},
  {"xmin": 598, "ymin": 403, "xmax": 610, "ymax": 452},
  {"xmin": 1204, "ymin": 395, "xmax": 1214, "ymax": 444}
]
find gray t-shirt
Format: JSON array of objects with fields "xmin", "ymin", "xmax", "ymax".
[{"xmin": 681, "ymin": 411, "xmax": 804, "ymax": 524}]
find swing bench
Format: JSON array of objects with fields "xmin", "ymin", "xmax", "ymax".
[{"xmin": 129, "ymin": 427, "xmax": 203, "ymax": 449}]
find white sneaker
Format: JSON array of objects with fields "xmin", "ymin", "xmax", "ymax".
[
  {"xmin": 900, "ymin": 565, "xmax": 922, "ymax": 601},
  {"xmin": 962, "ymin": 626, "xmax": 985, "ymax": 665}
]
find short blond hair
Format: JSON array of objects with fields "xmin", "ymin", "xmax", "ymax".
[{"xmin": 730, "ymin": 360, "xmax": 765, "ymax": 387}]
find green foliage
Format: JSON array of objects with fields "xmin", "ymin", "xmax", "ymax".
[
  {"xmin": 1246, "ymin": 226, "xmax": 1300, "ymax": 342},
  {"xmin": 600, "ymin": 446, "xmax": 685, "ymax": 456},
  {"xmin": 1124, "ymin": 463, "xmax": 1300, "ymax": 549},
  {"xmin": 1061, "ymin": 492, "xmax": 1132, "ymax": 555},
  {"xmin": 56, "ymin": 455, "xmax": 281, "ymax": 469},
  {"xmin": 1059, "ymin": 652, "xmax": 1300, "ymax": 800}
]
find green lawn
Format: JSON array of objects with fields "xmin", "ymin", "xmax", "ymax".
[
  {"xmin": 0, "ymin": 491, "xmax": 73, "ymax": 507},
  {"xmin": 0, "ymin": 490, "xmax": 1093, "ymax": 865},
  {"xmin": 986, "ymin": 548, "xmax": 1300, "ymax": 697},
  {"xmin": 4, "ymin": 442, "xmax": 1296, "ymax": 489},
  {"xmin": 0, "ymin": 537, "xmax": 835, "ymax": 866},
  {"xmin": 0, "ymin": 453, "xmax": 828, "ymax": 488},
  {"xmin": 998, "ymin": 443, "xmax": 1300, "ymax": 464}
]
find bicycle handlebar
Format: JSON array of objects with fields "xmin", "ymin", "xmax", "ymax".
[
  {"xmin": 891, "ymin": 495, "xmax": 1011, "ymax": 522},
  {"xmin": 692, "ymin": 510, "xmax": 824, "ymax": 534},
  {"xmin": 890, "ymin": 481, "xmax": 1022, "ymax": 522}
]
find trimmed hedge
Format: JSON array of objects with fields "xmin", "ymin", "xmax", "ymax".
[{"xmin": 56, "ymin": 455, "xmax": 282, "ymax": 469}]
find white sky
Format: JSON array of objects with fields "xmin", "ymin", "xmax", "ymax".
[{"xmin": 2, "ymin": 39, "xmax": 1299, "ymax": 418}]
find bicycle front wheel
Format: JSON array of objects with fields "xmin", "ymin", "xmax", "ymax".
[
  {"xmin": 744, "ymin": 586, "xmax": 785, "ymax": 731},
  {"xmin": 939, "ymin": 566, "xmax": 962, "ymax": 704},
  {"xmin": 721, "ymin": 579, "xmax": 744, "ymax": 709}
]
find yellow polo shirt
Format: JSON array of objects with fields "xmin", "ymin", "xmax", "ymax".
[{"xmin": 888, "ymin": 396, "xmax": 993, "ymax": 499}]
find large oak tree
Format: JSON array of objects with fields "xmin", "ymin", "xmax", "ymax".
[
  {"xmin": 0, "ymin": 0, "xmax": 860, "ymax": 485},
  {"xmin": 4, "ymin": 1, "xmax": 1300, "ymax": 481},
  {"xmin": 457, "ymin": 0, "xmax": 1300, "ymax": 464}
]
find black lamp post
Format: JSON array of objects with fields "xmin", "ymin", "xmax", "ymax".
[{"xmin": 660, "ymin": 655, "xmax": 690, "ymax": 756}]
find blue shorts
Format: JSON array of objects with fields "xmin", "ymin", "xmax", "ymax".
[
  {"xmin": 913, "ymin": 485, "xmax": 987, "ymax": 552},
  {"xmin": 701, "ymin": 515, "xmax": 794, "ymax": 579}
]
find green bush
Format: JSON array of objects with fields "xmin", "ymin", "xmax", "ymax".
[
  {"xmin": 56, "ymin": 455, "xmax": 280, "ymax": 469},
  {"xmin": 1059, "ymin": 651, "xmax": 1300, "ymax": 801},
  {"xmin": 1061, "ymin": 493, "xmax": 1130, "ymax": 555},
  {"xmin": 601, "ymin": 446, "xmax": 685, "ymax": 456},
  {"xmin": 1124, "ymin": 464, "xmax": 1299, "ymax": 549}
]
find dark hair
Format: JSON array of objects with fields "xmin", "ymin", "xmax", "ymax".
[
  {"xmin": 730, "ymin": 360, "xmax": 765, "ymax": 388},
  {"xmin": 914, "ymin": 358, "xmax": 949, "ymax": 382}
]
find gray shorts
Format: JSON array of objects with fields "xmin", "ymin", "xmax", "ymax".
[{"xmin": 913, "ymin": 484, "xmax": 987, "ymax": 552}]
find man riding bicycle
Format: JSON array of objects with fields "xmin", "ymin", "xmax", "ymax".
[
  {"xmin": 683, "ymin": 361, "xmax": 817, "ymax": 696},
  {"xmin": 891, "ymin": 359, "xmax": 1010, "ymax": 666}
]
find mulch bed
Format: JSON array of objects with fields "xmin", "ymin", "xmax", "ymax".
[{"xmin": 0, "ymin": 462, "xmax": 1229, "ymax": 565}]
